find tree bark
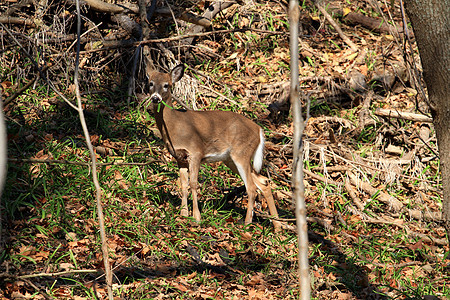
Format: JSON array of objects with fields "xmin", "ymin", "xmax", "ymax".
[{"xmin": 404, "ymin": 0, "xmax": 450, "ymax": 241}]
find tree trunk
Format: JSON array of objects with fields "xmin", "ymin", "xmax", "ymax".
[{"xmin": 404, "ymin": 0, "xmax": 450, "ymax": 241}]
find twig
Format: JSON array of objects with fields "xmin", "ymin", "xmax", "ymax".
[
  {"xmin": 17, "ymin": 269, "xmax": 99, "ymax": 279},
  {"xmin": 314, "ymin": 0, "xmax": 358, "ymax": 51},
  {"xmin": 46, "ymin": 28, "xmax": 286, "ymax": 57},
  {"xmin": 4, "ymin": 71, "xmax": 40, "ymax": 107},
  {"xmin": 369, "ymin": 260, "xmax": 424, "ymax": 269},
  {"xmin": 182, "ymin": 0, "xmax": 235, "ymax": 46},
  {"xmin": 0, "ymin": 17, "xmax": 35, "ymax": 27},
  {"xmin": 362, "ymin": 215, "xmax": 447, "ymax": 246},
  {"xmin": 21, "ymin": 278, "xmax": 54, "ymax": 300},
  {"xmin": 303, "ymin": 168, "xmax": 340, "ymax": 186},
  {"xmin": 8, "ymin": 158, "xmax": 160, "ymax": 166},
  {"xmin": 140, "ymin": 27, "xmax": 285, "ymax": 45}
]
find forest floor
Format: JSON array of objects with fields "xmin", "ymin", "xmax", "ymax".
[{"xmin": 0, "ymin": 0, "xmax": 448, "ymax": 299}]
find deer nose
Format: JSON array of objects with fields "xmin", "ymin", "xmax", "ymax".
[{"xmin": 151, "ymin": 93, "xmax": 162, "ymax": 103}]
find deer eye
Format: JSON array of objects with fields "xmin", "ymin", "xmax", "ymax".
[
  {"xmin": 163, "ymin": 83, "xmax": 169, "ymax": 91},
  {"xmin": 149, "ymin": 81, "xmax": 154, "ymax": 89}
]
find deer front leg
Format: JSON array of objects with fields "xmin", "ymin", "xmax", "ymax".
[
  {"xmin": 179, "ymin": 167, "xmax": 189, "ymax": 217},
  {"xmin": 189, "ymin": 157, "xmax": 202, "ymax": 222}
]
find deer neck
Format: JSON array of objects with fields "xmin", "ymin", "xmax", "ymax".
[{"xmin": 153, "ymin": 102, "xmax": 178, "ymax": 157}]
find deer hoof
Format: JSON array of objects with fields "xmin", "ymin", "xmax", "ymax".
[
  {"xmin": 273, "ymin": 221, "xmax": 282, "ymax": 233},
  {"xmin": 193, "ymin": 211, "xmax": 201, "ymax": 222},
  {"xmin": 180, "ymin": 207, "xmax": 189, "ymax": 217}
]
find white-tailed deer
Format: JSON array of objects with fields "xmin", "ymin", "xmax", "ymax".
[{"xmin": 145, "ymin": 65, "xmax": 281, "ymax": 232}]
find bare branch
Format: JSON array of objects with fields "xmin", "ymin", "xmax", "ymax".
[
  {"xmin": 74, "ymin": 0, "xmax": 113, "ymax": 298},
  {"xmin": 289, "ymin": 0, "xmax": 310, "ymax": 298},
  {"xmin": 315, "ymin": 0, "xmax": 358, "ymax": 51},
  {"xmin": 8, "ymin": 158, "xmax": 160, "ymax": 166}
]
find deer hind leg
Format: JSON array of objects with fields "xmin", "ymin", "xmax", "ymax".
[
  {"xmin": 227, "ymin": 156, "xmax": 258, "ymax": 226},
  {"xmin": 252, "ymin": 173, "xmax": 282, "ymax": 232}
]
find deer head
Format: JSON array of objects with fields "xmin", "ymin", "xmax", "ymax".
[{"xmin": 148, "ymin": 65, "xmax": 184, "ymax": 105}]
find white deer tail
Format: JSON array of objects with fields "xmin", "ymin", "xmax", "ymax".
[{"xmin": 252, "ymin": 128, "xmax": 265, "ymax": 174}]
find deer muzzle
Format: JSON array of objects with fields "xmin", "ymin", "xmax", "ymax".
[{"xmin": 151, "ymin": 93, "xmax": 162, "ymax": 103}]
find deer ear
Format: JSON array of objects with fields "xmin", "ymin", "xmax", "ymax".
[{"xmin": 171, "ymin": 64, "xmax": 184, "ymax": 83}]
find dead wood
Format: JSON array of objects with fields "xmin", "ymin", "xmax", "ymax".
[
  {"xmin": 314, "ymin": 0, "xmax": 358, "ymax": 51},
  {"xmin": 156, "ymin": 7, "xmax": 211, "ymax": 28},
  {"xmin": 303, "ymin": 168, "xmax": 340, "ymax": 186},
  {"xmin": 0, "ymin": 16, "xmax": 35, "ymax": 27},
  {"xmin": 332, "ymin": 8, "xmax": 409, "ymax": 37},
  {"xmin": 361, "ymin": 216, "xmax": 446, "ymax": 246},
  {"xmin": 356, "ymin": 90, "xmax": 376, "ymax": 133},
  {"xmin": 82, "ymin": 0, "xmax": 211, "ymax": 27},
  {"xmin": 182, "ymin": 1, "xmax": 235, "ymax": 46},
  {"xmin": 264, "ymin": 75, "xmax": 361, "ymax": 118},
  {"xmin": 375, "ymin": 108, "xmax": 433, "ymax": 123},
  {"xmin": 344, "ymin": 180, "xmax": 365, "ymax": 210},
  {"xmin": 82, "ymin": 0, "xmax": 138, "ymax": 14},
  {"xmin": 112, "ymin": 13, "xmax": 141, "ymax": 38},
  {"xmin": 3, "ymin": 0, "xmax": 34, "ymax": 16},
  {"xmin": 408, "ymin": 209, "xmax": 442, "ymax": 222},
  {"xmin": 348, "ymin": 171, "xmax": 403, "ymax": 212},
  {"xmin": 307, "ymin": 142, "xmax": 437, "ymax": 185},
  {"xmin": 308, "ymin": 116, "xmax": 355, "ymax": 131}
]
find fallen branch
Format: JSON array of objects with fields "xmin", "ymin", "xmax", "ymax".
[
  {"xmin": 309, "ymin": 142, "xmax": 437, "ymax": 184},
  {"xmin": 348, "ymin": 171, "xmax": 404, "ymax": 212},
  {"xmin": 0, "ymin": 16, "xmax": 35, "ymax": 27},
  {"xmin": 20, "ymin": 279, "xmax": 53, "ymax": 300},
  {"xmin": 374, "ymin": 108, "xmax": 433, "ymax": 123},
  {"xmin": 157, "ymin": 7, "xmax": 211, "ymax": 28},
  {"xmin": 314, "ymin": 0, "xmax": 358, "ymax": 51},
  {"xmin": 332, "ymin": 9, "xmax": 409, "ymax": 36},
  {"xmin": 303, "ymin": 168, "xmax": 341, "ymax": 186},
  {"xmin": 356, "ymin": 90, "xmax": 376, "ymax": 133},
  {"xmin": 362, "ymin": 216, "xmax": 447, "ymax": 246},
  {"xmin": 83, "ymin": 0, "xmax": 211, "ymax": 27},
  {"xmin": 182, "ymin": 0, "xmax": 236, "ymax": 45}
]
